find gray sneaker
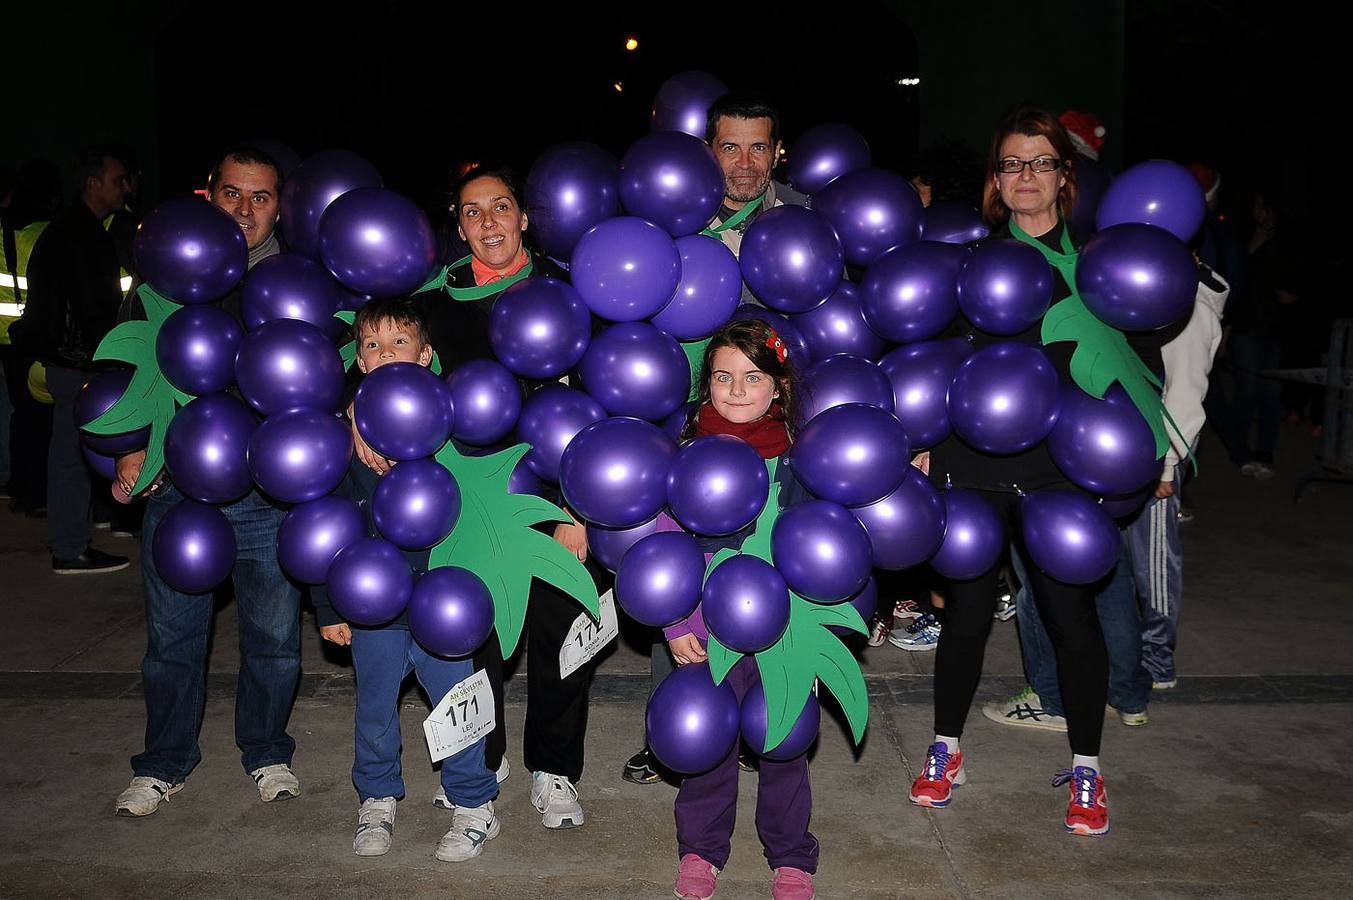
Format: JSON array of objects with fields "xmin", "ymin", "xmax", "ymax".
[
  {"xmin": 887, "ymin": 613, "xmax": 941, "ymax": 651},
  {"xmin": 980, "ymin": 686, "xmax": 1068, "ymax": 732},
  {"xmin": 250, "ymin": 763, "xmax": 300, "ymax": 802},
  {"xmin": 436, "ymin": 801, "xmax": 500, "ymax": 862},
  {"xmin": 433, "ymin": 759, "xmax": 510, "ymax": 809},
  {"xmin": 530, "ymin": 771, "xmax": 584, "ymax": 829},
  {"xmin": 353, "ymin": 796, "xmax": 396, "ymax": 856},
  {"xmin": 115, "ymin": 776, "xmax": 183, "ymax": 817}
]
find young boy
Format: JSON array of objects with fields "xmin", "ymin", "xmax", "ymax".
[{"xmin": 313, "ymin": 297, "xmax": 499, "ymax": 862}]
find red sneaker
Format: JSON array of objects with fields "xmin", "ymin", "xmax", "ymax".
[
  {"xmin": 909, "ymin": 742, "xmax": 966, "ymax": 807},
  {"xmin": 1053, "ymin": 766, "xmax": 1109, "ymax": 836},
  {"xmin": 772, "ymin": 866, "xmax": 815, "ymax": 899},
  {"xmin": 674, "ymin": 853, "xmax": 719, "ymax": 900}
]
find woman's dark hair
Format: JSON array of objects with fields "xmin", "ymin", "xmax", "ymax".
[
  {"xmin": 352, "ymin": 296, "xmax": 431, "ymax": 348},
  {"xmin": 682, "ymin": 317, "xmax": 801, "ymax": 441},
  {"xmin": 451, "ymin": 165, "xmax": 524, "ymax": 218},
  {"xmin": 980, "ymin": 105, "xmax": 1079, "ymax": 227}
]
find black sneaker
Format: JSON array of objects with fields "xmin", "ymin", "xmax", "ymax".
[
  {"xmin": 52, "ymin": 547, "xmax": 130, "ymax": 575},
  {"xmin": 621, "ymin": 748, "xmax": 662, "ymax": 785}
]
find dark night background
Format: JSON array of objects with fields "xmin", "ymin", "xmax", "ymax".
[{"xmin": 3, "ymin": 1, "xmax": 1337, "ymax": 243}]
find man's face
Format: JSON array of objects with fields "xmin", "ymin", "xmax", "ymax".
[
  {"xmin": 86, "ymin": 157, "xmax": 131, "ymax": 218},
  {"xmin": 209, "ymin": 158, "xmax": 280, "ymax": 249},
  {"xmin": 710, "ymin": 115, "xmax": 781, "ymax": 206}
]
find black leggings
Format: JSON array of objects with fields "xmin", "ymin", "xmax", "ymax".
[{"xmin": 933, "ymin": 490, "xmax": 1108, "ymax": 756}]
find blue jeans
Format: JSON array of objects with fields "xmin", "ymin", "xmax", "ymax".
[
  {"xmin": 1014, "ymin": 540, "xmax": 1151, "ymax": 716},
  {"xmin": 351, "ymin": 626, "xmax": 496, "ymax": 806},
  {"xmin": 1123, "ymin": 490, "xmax": 1183, "ymax": 682},
  {"xmin": 132, "ymin": 483, "xmax": 301, "ymax": 782},
  {"xmin": 45, "ymin": 365, "xmax": 91, "ymax": 558}
]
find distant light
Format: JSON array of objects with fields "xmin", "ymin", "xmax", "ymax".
[
  {"xmin": 625, "ymin": 36, "xmax": 639, "ymax": 51},
  {"xmin": 778, "ymin": 147, "xmax": 787, "ymax": 157},
  {"xmin": 895, "ymin": 77, "xmax": 921, "ymax": 86},
  {"xmin": 614, "ymin": 81, "xmax": 624, "ymax": 93}
]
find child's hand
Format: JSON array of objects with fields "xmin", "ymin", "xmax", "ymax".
[
  {"xmin": 321, "ymin": 624, "xmax": 352, "ymax": 646},
  {"xmin": 115, "ymin": 449, "xmax": 147, "ymax": 496},
  {"xmin": 910, "ymin": 450, "xmax": 930, "ymax": 476},
  {"xmin": 667, "ymin": 634, "xmax": 707, "ymax": 666},
  {"xmin": 349, "ymin": 402, "xmax": 392, "ymax": 475},
  {"xmin": 553, "ymin": 521, "xmax": 588, "ymax": 562}
]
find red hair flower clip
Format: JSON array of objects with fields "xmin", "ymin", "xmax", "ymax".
[{"xmin": 765, "ymin": 330, "xmax": 788, "ymax": 363}]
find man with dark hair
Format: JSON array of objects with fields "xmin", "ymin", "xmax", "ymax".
[
  {"xmin": 703, "ymin": 94, "xmax": 807, "ymax": 259},
  {"xmin": 11, "ymin": 147, "xmax": 131, "ymax": 573},
  {"xmin": 114, "ymin": 145, "xmax": 303, "ymax": 818}
]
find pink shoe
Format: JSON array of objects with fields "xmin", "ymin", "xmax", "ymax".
[
  {"xmin": 674, "ymin": 853, "xmax": 719, "ymax": 900},
  {"xmin": 772, "ymin": 866, "xmax": 815, "ymax": 899}
]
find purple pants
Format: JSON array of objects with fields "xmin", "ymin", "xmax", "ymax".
[{"xmin": 674, "ymin": 657, "xmax": 819, "ymax": 873}]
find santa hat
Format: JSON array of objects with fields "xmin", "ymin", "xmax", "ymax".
[
  {"xmin": 1059, "ymin": 110, "xmax": 1106, "ymax": 161},
  {"xmin": 1187, "ymin": 162, "xmax": 1222, "ymax": 205}
]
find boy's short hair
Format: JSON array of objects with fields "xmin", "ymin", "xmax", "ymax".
[{"xmin": 352, "ymin": 297, "xmax": 432, "ymax": 348}]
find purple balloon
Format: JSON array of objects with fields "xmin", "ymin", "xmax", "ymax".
[
  {"xmin": 948, "ymin": 342, "xmax": 1061, "ymax": 454},
  {"xmin": 788, "ymin": 123, "xmax": 871, "ymax": 194},
  {"xmin": 444, "ymin": 359, "xmax": 522, "ymax": 447},
  {"xmin": 1099, "ymin": 483, "xmax": 1154, "ymax": 520},
  {"xmin": 1020, "ymin": 490, "xmax": 1120, "ymax": 584},
  {"xmin": 791, "ymin": 402, "xmax": 910, "ymax": 506},
  {"xmin": 164, "ymin": 393, "xmax": 258, "ymax": 505},
  {"xmin": 661, "ymin": 401, "xmax": 697, "ymax": 443},
  {"xmin": 1070, "ymin": 156, "xmax": 1111, "ymax": 237},
  {"xmin": 354, "ymin": 362, "xmax": 453, "ymax": 461},
  {"xmin": 525, "ymin": 142, "xmax": 620, "ymax": 261},
  {"xmin": 651, "ymin": 235, "xmax": 742, "ymax": 340},
  {"xmin": 814, "ymin": 168, "xmax": 924, "ymax": 267},
  {"xmin": 829, "ymin": 576, "xmax": 877, "ymax": 636},
  {"xmin": 615, "ymin": 531, "xmax": 706, "ymax": 627},
  {"xmin": 740, "ymin": 681, "xmax": 820, "ymax": 760},
  {"xmin": 1095, "ymin": 159, "xmax": 1206, "ymax": 243},
  {"xmin": 878, "ymin": 337, "xmax": 972, "ymax": 449},
  {"xmin": 587, "ymin": 514, "xmax": 660, "ymax": 572},
  {"xmin": 247, "ymin": 408, "xmax": 353, "ymax": 504},
  {"xmin": 859, "ymin": 241, "xmax": 965, "ymax": 343},
  {"xmin": 559, "ymin": 417, "xmax": 676, "ymax": 527},
  {"xmin": 76, "ymin": 369, "xmax": 150, "ymax": 456},
  {"xmin": 151, "ymin": 499, "xmax": 237, "ymax": 594},
  {"xmin": 280, "ymin": 149, "xmax": 383, "ymax": 260},
  {"xmin": 318, "ymin": 188, "xmax": 436, "ymax": 298},
  {"xmin": 240, "ymin": 253, "xmax": 344, "ymax": 334},
  {"xmin": 133, "ymin": 198, "xmax": 247, "ymax": 304},
  {"xmin": 326, "ymin": 537, "xmax": 413, "ymax": 626},
  {"xmin": 508, "ymin": 455, "xmax": 546, "ymax": 497},
  {"xmin": 156, "ymin": 305, "xmax": 244, "ymax": 395},
  {"xmin": 771, "ymin": 500, "xmax": 873, "ymax": 602},
  {"xmin": 666, "ymin": 435, "xmax": 769, "ymax": 536},
  {"xmin": 740, "ymin": 206, "xmax": 844, "ymax": 314},
  {"xmin": 571, "ymin": 217, "xmax": 681, "ymax": 321},
  {"xmin": 646, "ymin": 662, "xmax": 740, "ymax": 775},
  {"xmin": 849, "ymin": 468, "xmax": 947, "ymax": 570},
  {"xmin": 82, "ymin": 445, "xmax": 116, "ymax": 480},
  {"xmin": 1048, "ymin": 384, "xmax": 1163, "ymax": 496},
  {"xmin": 516, "ymin": 384, "xmax": 607, "ymax": 483},
  {"xmin": 409, "ymin": 567, "xmax": 495, "ymax": 658},
  {"xmin": 277, "ymin": 495, "xmax": 366, "ymax": 584},
  {"xmin": 1077, "ymin": 223, "xmax": 1198, "ymax": 332},
  {"xmin": 956, "ymin": 240, "xmax": 1054, "ymax": 336},
  {"xmin": 651, "ymin": 71, "xmax": 729, "ymax": 137},
  {"xmin": 489, "ymin": 277, "xmax": 591, "ymax": 379},
  {"xmin": 800, "ymin": 355, "xmax": 895, "ymax": 423},
  {"xmin": 371, "ymin": 459, "xmax": 461, "ymax": 550},
  {"xmin": 620, "ymin": 131, "xmax": 724, "ymax": 237},
  {"xmin": 930, "ymin": 486, "xmax": 1004, "ymax": 580},
  {"xmin": 702, "ymin": 554, "xmax": 791, "ymax": 653},
  {"xmin": 235, "ymin": 319, "xmax": 344, "ymax": 416},
  {"xmin": 790, "ymin": 281, "xmax": 885, "ymax": 363},
  {"xmin": 922, "ymin": 201, "xmax": 990, "ymax": 245},
  {"xmin": 578, "ymin": 322, "xmax": 690, "ymax": 421},
  {"xmin": 730, "ymin": 306, "xmax": 811, "ymax": 365}
]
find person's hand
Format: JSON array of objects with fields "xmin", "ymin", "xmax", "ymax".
[
  {"xmin": 667, "ymin": 634, "xmax": 708, "ymax": 666},
  {"xmin": 115, "ymin": 449, "xmax": 146, "ymax": 496},
  {"xmin": 349, "ymin": 402, "xmax": 391, "ymax": 475},
  {"xmin": 1155, "ymin": 480, "xmax": 1176, "ymax": 499},
  {"xmin": 554, "ymin": 521, "xmax": 588, "ymax": 562},
  {"xmin": 911, "ymin": 450, "xmax": 930, "ymax": 476},
  {"xmin": 321, "ymin": 624, "xmax": 352, "ymax": 646}
]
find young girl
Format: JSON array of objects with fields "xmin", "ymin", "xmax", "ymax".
[{"xmin": 663, "ymin": 318, "xmax": 817, "ymax": 900}]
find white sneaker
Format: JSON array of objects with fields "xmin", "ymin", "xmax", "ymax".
[
  {"xmin": 980, "ymin": 686, "xmax": 1068, "ymax": 732},
  {"xmin": 1151, "ymin": 678, "xmax": 1178, "ymax": 691},
  {"xmin": 115, "ymin": 776, "xmax": 183, "ymax": 817},
  {"xmin": 353, "ymin": 797, "xmax": 397, "ymax": 857},
  {"xmin": 530, "ymin": 771, "xmax": 584, "ymax": 829},
  {"xmin": 250, "ymin": 763, "xmax": 300, "ymax": 802},
  {"xmin": 436, "ymin": 800, "xmax": 501, "ymax": 862},
  {"xmin": 887, "ymin": 613, "xmax": 941, "ymax": 651},
  {"xmin": 433, "ymin": 759, "xmax": 510, "ymax": 809}
]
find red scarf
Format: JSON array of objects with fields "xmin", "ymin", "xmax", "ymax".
[
  {"xmin": 695, "ymin": 402, "xmax": 790, "ymax": 459},
  {"xmin": 470, "ymin": 247, "xmax": 531, "ymax": 286}
]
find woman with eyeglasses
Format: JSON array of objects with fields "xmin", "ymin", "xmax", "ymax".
[{"xmin": 909, "ymin": 106, "xmax": 1143, "ymax": 837}]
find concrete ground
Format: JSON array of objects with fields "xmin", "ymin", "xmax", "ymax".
[{"xmin": 2, "ymin": 424, "xmax": 1351, "ymax": 899}]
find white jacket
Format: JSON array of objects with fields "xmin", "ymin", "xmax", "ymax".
[{"xmin": 1160, "ymin": 267, "xmax": 1230, "ymax": 480}]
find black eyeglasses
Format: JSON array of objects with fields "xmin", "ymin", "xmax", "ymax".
[{"xmin": 997, "ymin": 156, "xmax": 1062, "ymax": 174}]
